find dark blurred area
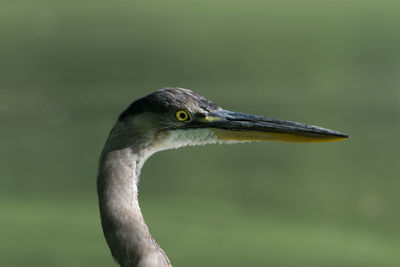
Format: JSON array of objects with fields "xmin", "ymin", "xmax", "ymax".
[{"xmin": 1, "ymin": 1, "xmax": 399, "ymax": 266}]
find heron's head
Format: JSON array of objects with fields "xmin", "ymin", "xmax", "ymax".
[{"xmin": 107, "ymin": 88, "xmax": 348, "ymax": 154}]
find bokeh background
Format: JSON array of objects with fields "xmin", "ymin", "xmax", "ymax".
[{"xmin": 1, "ymin": 0, "xmax": 399, "ymax": 266}]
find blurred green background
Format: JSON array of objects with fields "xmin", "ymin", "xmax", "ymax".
[{"xmin": 1, "ymin": 0, "xmax": 399, "ymax": 266}]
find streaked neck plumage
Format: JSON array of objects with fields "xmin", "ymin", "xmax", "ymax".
[
  {"xmin": 97, "ymin": 138, "xmax": 171, "ymax": 267},
  {"xmin": 97, "ymin": 119, "xmax": 226, "ymax": 267}
]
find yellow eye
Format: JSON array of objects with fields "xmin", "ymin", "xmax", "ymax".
[{"xmin": 176, "ymin": 110, "xmax": 190, "ymax": 122}]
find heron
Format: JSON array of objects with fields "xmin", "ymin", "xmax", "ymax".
[{"xmin": 97, "ymin": 87, "xmax": 348, "ymax": 267}]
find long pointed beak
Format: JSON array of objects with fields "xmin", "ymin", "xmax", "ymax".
[{"xmin": 196, "ymin": 110, "xmax": 349, "ymax": 143}]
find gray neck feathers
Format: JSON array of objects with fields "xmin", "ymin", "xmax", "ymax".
[
  {"xmin": 97, "ymin": 141, "xmax": 171, "ymax": 267},
  {"xmin": 96, "ymin": 119, "xmax": 218, "ymax": 266}
]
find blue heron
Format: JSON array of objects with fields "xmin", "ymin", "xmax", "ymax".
[{"xmin": 97, "ymin": 88, "xmax": 348, "ymax": 266}]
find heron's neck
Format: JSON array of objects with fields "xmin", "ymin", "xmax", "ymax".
[{"xmin": 97, "ymin": 146, "xmax": 170, "ymax": 267}]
